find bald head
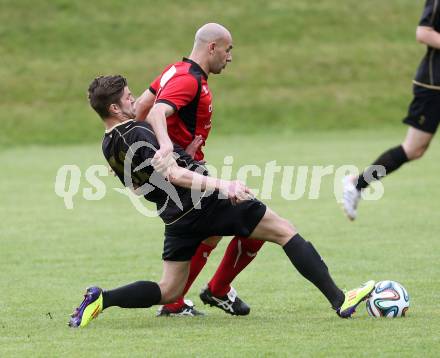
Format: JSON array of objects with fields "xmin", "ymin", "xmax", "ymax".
[
  {"xmin": 194, "ymin": 23, "xmax": 231, "ymax": 47},
  {"xmin": 190, "ymin": 23, "xmax": 233, "ymax": 75}
]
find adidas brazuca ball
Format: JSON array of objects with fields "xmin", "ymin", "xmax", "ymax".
[{"xmin": 366, "ymin": 280, "xmax": 409, "ymax": 317}]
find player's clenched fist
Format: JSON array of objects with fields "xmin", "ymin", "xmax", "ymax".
[{"xmin": 152, "ymin": 141, "xmax": 176, "ymax": 178}]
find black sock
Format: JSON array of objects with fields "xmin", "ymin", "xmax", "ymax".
[
  {"xmin": 283, "ymin": 234, "xmax": 344, "ymax": 309},
  {"xmin": 356, "ymin": 145, "xmax": 409, "ymax": 190},
  {"xmin": 102, "ymin": 281, "xmax": 161, "ymax": 309}
]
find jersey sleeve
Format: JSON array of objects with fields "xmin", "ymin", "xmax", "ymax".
[
  {"xmin": 419, "ymin": 0, "xmax": 438, "ymax": 27},
  {"xmin": 155, "ymin": 74, "xmax": 199, "ymax": 111},
  {"xmin": 149, "ymin": 74, "xmax": 161, "ymax": 95}
]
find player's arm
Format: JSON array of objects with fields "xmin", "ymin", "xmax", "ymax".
[
  {"xmin": 149, "ymin": 152, "xmax": 251, "ymax": 203},
  {"xmin": 147, "ymin": 73, "xmax": 198, "ymax": 162},
  {"xmin": 146, "ymin": 102, "xmax": 175, "ymax": 162},
  {"xmin": 135, "ymin": 88, "xmax": 156, "ymax": 121},
  {"xmin": 167, "ymin": 163, "xmax": 252, "ymax": 204},
  {"xmin": 145, "ymin": 100, "xmax": 202, "ymax": 160},
  {"xmin": 416, "ymin": 26, "xmax": 440, "ymax": 49},
  {"xmin": 136, "ymin": 128, "xmax": 251, "ymax": 203},
  {"xmin": 416, "ymin": 0, "xmax": 440, "ymax": 49}
]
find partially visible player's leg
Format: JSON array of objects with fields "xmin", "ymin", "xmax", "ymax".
[
  {"xmin": 162, "ymin": 233, "xmax": 265, "ymax": 317},
  {"xmin": 159, "ymin": 237, "xmax": 221, "ymax": 316},
  {"xmin": 157, "ymin": 260, "xmax": 191, "ymax": 304},
  {"xmin": 197, "ymin": 202, "xmax": 266, "ymax": 316},
  {"xmin": 207, "ymin": 236, "xmax": 265, "ymax": 297},
  {"xmin": 69, "ymin": 261, "xmax": 190, "ymax": 327},
  {"xmin": 356, "ymin": 126, "xmax": 432, "ymax": 190},
  {"xmin": 249, "ymin": 207, "xmax": 374, "ymax": 318},
  {"xmin": 199, "ymin": 236, "xmax": 263, "ymax": 316},
  {"xmin": 342, "ymin": 142, "xmax": 409, "ymax": 220},
  {"xmin": 343, "ymin": 127, "xmax": 433, "ymax": 220},
  {"xmin": 344, "ymin": 84, "xmax": 439, "ymax": 220},
  {"xmin": 402, "ymin": 126, "xmax": 433, "ymax": 160},
  {"xmin": 161, "ymin": 234, "xmax": 264, "ymax": 316}
]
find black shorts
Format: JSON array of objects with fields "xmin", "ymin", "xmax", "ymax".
[
  {"xmin": 162, "ymin": 197, "xmax": 267, "ymax": 261},
  {"xmin": 402, "ymin": 85, "xmax": 440, "ymax": 134}
]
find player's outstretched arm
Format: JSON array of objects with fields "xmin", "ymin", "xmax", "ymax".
[
  {"xmin": 166, "ymin": 164, "xmax": 252, "ymax": 204},
  {"xmin": 416, "ymin": 26, "xmax": 440, "ymax": 49}
]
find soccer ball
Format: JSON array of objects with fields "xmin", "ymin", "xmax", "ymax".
[{"xmin": 366, "ymin": 280, "xmax": 409, "ymax": 318}]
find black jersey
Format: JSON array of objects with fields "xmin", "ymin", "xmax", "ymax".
[
  {"xmin": 414, "ymin": 0, "xmax": 440, "ymax": 89},
  {"xmin": 102, "ymin": 120, "xmax": 208, "ymax": 223}
]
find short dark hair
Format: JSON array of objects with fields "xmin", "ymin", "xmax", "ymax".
[{"xmin": 88, "ymin": 75, "xmax": 127, "ymax": 119}]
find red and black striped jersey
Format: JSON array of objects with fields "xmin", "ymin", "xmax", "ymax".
[{"xmin": 149, "ymin": 58, "xmax": 213, "ymax": 161}]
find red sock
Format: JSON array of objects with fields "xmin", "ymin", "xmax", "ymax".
[
  {"xmin": 163, "ymin": 242, "xmax": 215, "ymax": 312},
  {"xmin": 208, "ymin": 236, "xmax": 264, "ymax": 297},
  {"xmin": 162, "ymin": 296, "xmax": 185, "ymax": 312}
]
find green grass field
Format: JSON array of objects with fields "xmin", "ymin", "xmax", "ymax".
[
  {"xmin": 2, "ymin": 0, "xmax": 440, "ymax": 356},
  {"xmin": 1, "ymin": 131, "xmax": 439, "ymax": 357},
  {"xmin": 0, "ymin": 0, "xmax": 425, "ymax": 147}
]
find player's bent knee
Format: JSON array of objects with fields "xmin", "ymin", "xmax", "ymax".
[
  {"xmin": 272, "ymin": 218, "xmax": 297, "ymax": 245},
  {"xmin": 405, "ymin": 146, "xmax": 427, "ymax": 160},
  {"xmin": 403, "ymin": 135, "xmax": 431, "ymax": 161},
  {"xmin": 415, "ymin": 145, "xmax": 429, "ymax": 159},
  {"xmin": 279, "ymin": 217, "xmax": 296, "ymax": 235}
]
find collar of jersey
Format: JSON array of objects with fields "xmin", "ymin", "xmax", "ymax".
[
  {"xmin": 105, "ymin": 119, "xmax": 134, "ymax": 134},
  {"xmin": 182, "ymin": 57, "xmax": 208, "ymax": 79}
]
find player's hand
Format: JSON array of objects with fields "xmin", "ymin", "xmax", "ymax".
[
  {"xmin": 155, "ymin": 138, "xmax": 174, "ymax": 158},
  {"xmin": 152, "ymin": 153, "xmax": 177, "ymax": 178},
  {"xmin": 219, "ymin": 180, "xmax": 254, "ymax": 205},
  {"xmin": 185, "ymin": 135, "xmax": 204, "ymax": 159},
  {"xmin": 152, "ymin": 139, "xmax": 175, "ymax": 177}
]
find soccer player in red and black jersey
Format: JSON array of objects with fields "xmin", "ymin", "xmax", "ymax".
[{"xmin": 135, "ymin": 23, "xmax": 265, "ymax": 316}]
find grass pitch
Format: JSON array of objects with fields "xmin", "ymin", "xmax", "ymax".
[
  {"xmin": 1, "ymin": 130, "xmax": 439, "ymax": 357},
  {"xmin": 1, "ymin": 0, "xmax": 423, "ymax": 147},
  {"xmin": 1, "ymin": 0, "xmax": 439, "ymax": 356}
]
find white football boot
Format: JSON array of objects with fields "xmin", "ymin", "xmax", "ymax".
[{"xmin": 342, "ymin": 176, "xmax": 361, "ymax": 221}]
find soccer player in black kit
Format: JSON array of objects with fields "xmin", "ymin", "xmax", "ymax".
[
  {"xmin": 69, "ymin": 75, "xmax": 374, "ymax": 328},
  {"xmin": 343, "ymin": 0, "xmax": 440, "ymax": 220}
]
